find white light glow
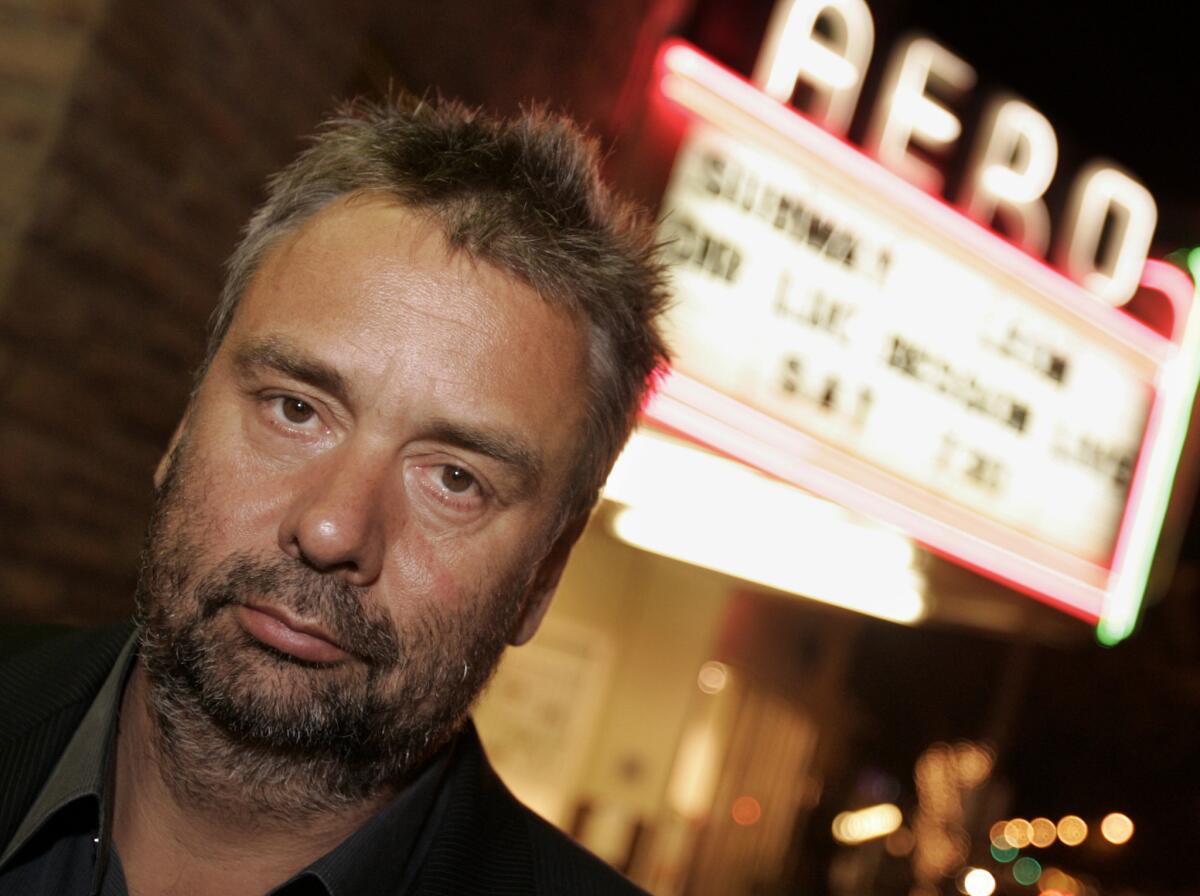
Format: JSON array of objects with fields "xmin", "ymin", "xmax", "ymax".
[
  {"xmin": 1057, "ymin": 163, "xmax": 1158, "ymax": 306},
  {"xmin": 752, "ymin": 0, "xmax": 875, "ymax": 135},
  {"xmin": 961, "ymin": 97, "xmax": 1058, "ymax": 255},
  {"xmin": 667, "ymin": 721, "xmax": 723, "ymax": 819},
  {"xmin": 963, "ymin": 868, "xmax": 997, "ymax": 896},
  {"xmin": 867, "ymin": 35, "xmax": 975, "ymax": 193},
  {"xmin": 697, "ymin": 660, "xmax": 729, "ymax": 694},
  {"xmin": 832, "ymin": 803, "xmax": 904, "ymax": 844},
  {"xmin": 605, "ymin": 431, "xmax": 925, "ymax": 624},
  {"xmin": 1101, "ymin": 812, "xmax": 1134, "ymax": 845}
]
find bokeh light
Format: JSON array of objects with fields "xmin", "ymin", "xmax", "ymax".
[
  {"xmin": 1057, "ymin": 815, "xmax": 1088, "ymax": 846},
  {"xmin": 989, "ymin": 820, "xmax": 1010, "ymax": 848},
  {"xmin": 1013, "ymin": 857, "xmax": 1043, "ymax": 886},
  {"xmin": 1040, "ymin": 867, "xmax": 1077, "ymax": 895},
  {"xmin": 697, "ymin": 660, "xmax": 729, "ymax": 694},
  {"xmin": 1100, "ymin": 812, "xmax": 1134, "ymax": 845},
  {"xmin": 1030, "ymin": 817, "xmax": 1057, "ymax": 847},
  {"xmin": 954, "ymin": 742, "xmax": 995, "ymax": 787},
  {"xmin": 1005, "ymin": 818, "xmax": 1034, "ymax": 848},
  {"xmin": 991, "ymin": 842, "xmax": 1019, "ymax": 863},
  {"xmin": 731, "ymin": 795, "xmax": 761, "ymax": 826},
  {"xmin": 963, "ymin": 868, "xmax": 997, "ymax": 896},
  {"xmin": 832, "ymin": 803, "xmax": 903, "ymax": 844}
]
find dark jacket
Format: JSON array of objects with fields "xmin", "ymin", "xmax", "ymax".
[{"xmin": 0, "ymin": 623, "xmax": 645, "ymax": 895}]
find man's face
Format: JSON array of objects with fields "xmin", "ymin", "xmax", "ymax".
[{"xmin": 136, "ymin": 196, "xmax": 588, "ymax": 792}]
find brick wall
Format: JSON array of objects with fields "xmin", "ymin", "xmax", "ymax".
[
  {"xmin": 0, "ymin": 0, "xmax": 373, "ymax": 622},
  {"xmin": 0, "ymin": 0, "xmax": 109, "ymax": 303}
]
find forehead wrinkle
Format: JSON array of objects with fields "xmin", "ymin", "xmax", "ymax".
[
  {"xmin": 371, "ymin": 275, "xmax": 502, "ymax": 342},
  {"xmin": 287, "ymin": 196, "xmax": 540, "ymax": 350}
]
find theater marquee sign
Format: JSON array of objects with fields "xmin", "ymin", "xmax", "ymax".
[{"xmin": 643, "ymin": 1, "xmax": 1200, "ymax": 643}]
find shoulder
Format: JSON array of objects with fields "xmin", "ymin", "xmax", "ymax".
[
  {"xmin": 417, "ymin": 723, "xmax": 647, "ymax": 895},
  {"xmin": 520, "ymin": 804, "xmax": 649, "ymax": 896}
]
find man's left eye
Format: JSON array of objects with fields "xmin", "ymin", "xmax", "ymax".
[{"xmin": 440, "ymin": 465, "xmax": 477, "ymax": 494}]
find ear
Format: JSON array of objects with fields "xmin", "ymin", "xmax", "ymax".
[
  {"xmin": 509, "ymin": 513, "xmax": 589, "ymax": 646},
  {"xmin": 153, "ymin": 411, "xmax": 191, "ymax": 490}
]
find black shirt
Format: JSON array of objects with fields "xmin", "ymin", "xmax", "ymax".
[{"xmin": 0, "ymin": 634, "xmax": 451, "ymax": 896}]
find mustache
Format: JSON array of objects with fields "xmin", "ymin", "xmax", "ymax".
[{"xmin": 194, "ymin": 553, "xmax": 400, "ymax": 668}]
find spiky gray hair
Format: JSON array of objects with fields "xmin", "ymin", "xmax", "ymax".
[{"xmin": 204, "ymin": 95, "xmax": 670, "ymax": 531}]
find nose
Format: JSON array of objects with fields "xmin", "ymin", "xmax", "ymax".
[{"xmin": 277, "ymin": 443, "xmax": 389, "ymax": 585}]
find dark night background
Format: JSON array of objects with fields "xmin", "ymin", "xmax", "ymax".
[{"xmin": 680, "ymin": 1, "xmax": 1200, "ymax": 891}]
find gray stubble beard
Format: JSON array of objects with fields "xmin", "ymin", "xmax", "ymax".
[{"xmin": 131, "ymin": 440, "xmax": 533, "ymax": 822}]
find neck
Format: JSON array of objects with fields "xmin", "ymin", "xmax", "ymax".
[{"xmin": 113, "ymin": 663, "xmax": 394, "ymax": 896}]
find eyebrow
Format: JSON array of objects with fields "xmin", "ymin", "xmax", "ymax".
[
  {"xmin": 232, "ymin": 336, "xmax": 352, "ymax": 406},
  {"xmin": 423, "ymin": 418, "xmax": 544, "ymax": 496}
]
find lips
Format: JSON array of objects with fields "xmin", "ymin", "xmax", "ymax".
[{"xmin": 234, "ymin": 603, "xmax": 351, "ymax": 663}]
